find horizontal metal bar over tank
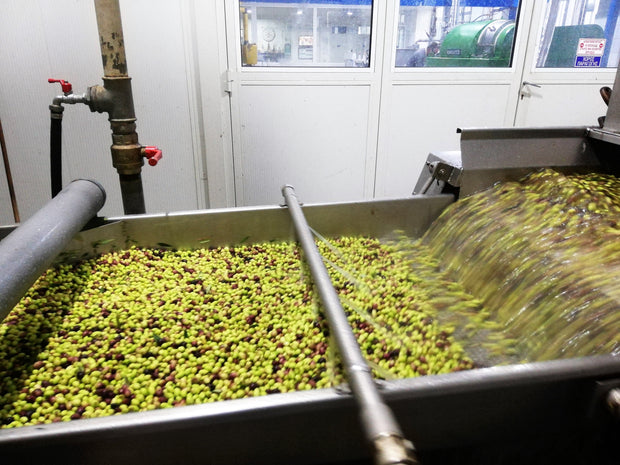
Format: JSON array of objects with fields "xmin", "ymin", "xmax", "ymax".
[{"xmin": 282, "ymin": 185, "xmax": 417, "ymax": 465}]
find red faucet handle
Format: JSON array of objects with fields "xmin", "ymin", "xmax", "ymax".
[
  {"xmin": 142, "ymin": 146, "xmax": 162, "ymax": 166},
  {"xmin": 48, "ymin": 78, "xmax": 73, "ymax": 94}
]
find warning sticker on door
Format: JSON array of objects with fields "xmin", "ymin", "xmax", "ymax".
[{"xmin": 575, "ymin": 38, "xmax": 606, "ymax": 67}]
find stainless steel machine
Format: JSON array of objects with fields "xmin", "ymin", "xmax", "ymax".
[
  {"xmin": 1, "ymin": 192, "xmax": 618, "ymax": 465},
  {"xmin": 414, "ymin": 69, "xmax": 620, "ymax": 198},
  {"xmin": 1, "ymin": 65, "xmax": 619, "ymax": 465}
]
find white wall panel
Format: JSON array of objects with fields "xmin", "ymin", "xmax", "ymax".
[
  {"xmin": 0, "ymin": 0, "xmax": 60, "ymax": 224},
  {"xmin": 120, "ymin": 0, "xmax": 199, "ymax": 214},
  {"xmin": 236, "ymin": 84, "xmax": 371, "ymax": 206},
  {"xmin": 0, "ymin": 0, "xmax": 199, "ymax": 223},
  {"xmin": 515, "ymin": 83, "xmax": 609, "ymax": 127},
  {"xmin": 375, "ymin": 83, "xmax": 512, "ymax": 199},
  {"xmin": 193, "ymin": 0, "xmax": 236, "ymax": 208}
]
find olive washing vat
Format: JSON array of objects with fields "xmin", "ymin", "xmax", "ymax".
[{"xmin": 0, "ymin": 192, "xmax": 618, "ymax": 465}]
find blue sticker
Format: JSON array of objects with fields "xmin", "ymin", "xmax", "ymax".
[{"xmin": 575, "ymin": 56, "xmax": 602, "ymax": 67}]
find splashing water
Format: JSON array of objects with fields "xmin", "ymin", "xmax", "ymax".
[{"xmin": 418, "ymin": 169, "xmax": 620, "ymax": 362}]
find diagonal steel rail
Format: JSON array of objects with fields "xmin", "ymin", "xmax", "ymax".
[{"xmin": 282, "ymin": 185, "xmax": 418, "ymax": 465}]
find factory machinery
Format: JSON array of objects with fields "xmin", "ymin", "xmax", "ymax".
[
  {"xmin": 426, "ymin": 19, "xmax": 515, "ymax": 67},
  {"xmin": 1, "ymin": 8, "xmax": 620, "ymax": 465},
  {"xmin": 0, "ymin": 109, "xmax": 618, "ymax": 464}
]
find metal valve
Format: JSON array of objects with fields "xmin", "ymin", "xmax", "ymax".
[
  {"xmin": 142, "ymin": 146, "xmax": 162, "ymax": 166},
  {"xmin": 48, "ymin": 78, "xmax": 73, "ymax": 95}
]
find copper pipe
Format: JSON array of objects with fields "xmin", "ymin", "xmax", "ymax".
[{"xmin": 0, "ymin": 118, "xmax": 20, "ymax": 223}]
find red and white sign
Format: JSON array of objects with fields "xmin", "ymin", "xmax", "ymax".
[{"xmin": 576, "ymin": 38, "xmax": 606, "ymax": 56}]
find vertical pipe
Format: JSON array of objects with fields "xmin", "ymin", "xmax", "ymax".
[
  {"xmin": 282, "ymin": 185, "xmax": 418, "ymax": 465},
  {"xmin": 92, "ymin": 0, "xmax": 146, "ymax": 215},
  {"xmin": 243, "ymin": 8, "xmax": 249, "ymax": 44},
  {"xmin": 94, "ymin": 0, "xmax": 128, "ymax": 77},
  {"xmin": 119, "ymin": 174, "xmax": 146, "ymax": 214}
]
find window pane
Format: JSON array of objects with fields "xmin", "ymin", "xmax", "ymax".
[
  {"xmin": 239, "ymin": 1, "xmax": 372, "ymax": 67},
  {"xmin": 395, "ymin": 1, "xmax": 520, "ymax": 68},
  {"xmin": 536, "ymin": 0, "xmax": 620, "ymax": 68}
]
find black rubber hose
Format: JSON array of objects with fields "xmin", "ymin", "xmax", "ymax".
[{"xmin": 50, "ymin": 112, "xmax": 63, "ymax": 197}]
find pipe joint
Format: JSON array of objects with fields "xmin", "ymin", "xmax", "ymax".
[
  {"xmin": 51, "ymin": 93, "xmax": 89, "ymax": 110},
  {"xmin": 373, "ymin": 434, "xmax": 419, "ymax": 465},
  {"xmin": 49, "ymin": 79, "xmax": 88, "ymax": 110},
  {"xmin": 111, "ymin": 143, "xmax": 144, "ymax": 176},
  {"xmin": 49, "ymin": 104, "xmax": 65, "ymax": 118},
  {"xmin": 87, "ymin": 84, "xmax": 112, "ymax": 114},
  {"xmin": 87, "ymin": 77, "xmax": 136, "ymax": 120},
  {"xmin": 88, "ymin": 80, "xmax": 143, "ymax": 176}
]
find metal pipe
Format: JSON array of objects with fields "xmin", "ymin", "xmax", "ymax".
[
  {"xmin": 0, "ymin": 118, "xmax": 20, "ymax": 222},
  {"xmin": 281, "ymin": 185, "xmax": 418, "ymax": 465},
  {"xmin": 0, "ymin": 179, "xmax": 106, "ymax": 323},
  {"xmin": 46, "ymin": 4, "xmax": 160, "ymax": 216},
  {"xmin": 119, "ymin": 173, "xmax": 146, "ymax": 214},
  {"xmin": 242, "ymin": 7, "xmax": 250, "ymax": 44},
  {"xmin": 94, "ymin": 0, "xmax": 127, "ymax": 77},
  {"xmin": 91, "ymin": 0, "xmax": 146, "ymax": 215}
]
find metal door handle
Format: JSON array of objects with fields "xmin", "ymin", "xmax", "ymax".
[
  {"xmin": 522, "ymin": 81, "xmax": 542, "ymax": 88},
  {"xmin": 520, "ymin": 81, "xmax": 542, "ymax": 100}
]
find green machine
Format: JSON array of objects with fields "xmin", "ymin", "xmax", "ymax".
[{"xmin": 426, "ymin": 19, "xmax": 515, "ymax": 67}]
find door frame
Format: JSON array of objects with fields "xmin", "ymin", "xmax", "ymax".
[
  {"xmin": 223, "ymin": 0, "xmax": 389, "ymax": 205},
  {"xmin": 513, "ymin": 0, "xmax": 619, "ymax": 126},
  {"xmin": 191, "ymin": 0, "xmax": 237, "ymax": 208},
  {"xmin": 373, "ymin": 0, "xmax": 537, "ymax": 197}
]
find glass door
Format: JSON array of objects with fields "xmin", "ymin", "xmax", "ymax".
[
  {"xmin": 514, "ymin": 0, "xmax": 620, "ymax": 127},
  {"xmin": 374, "ymin": 0, "xmax": 532, "ymax": 199},
  {"xmin": 225, "ymin": 0, "xmax": 386, "ymax": 207}
]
